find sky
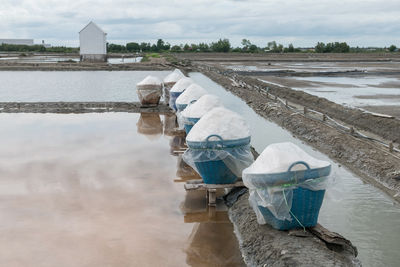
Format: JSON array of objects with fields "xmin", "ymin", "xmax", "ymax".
[{"xmin": 0, "ymin": 0, "xmax": 400, "ymax": 47}]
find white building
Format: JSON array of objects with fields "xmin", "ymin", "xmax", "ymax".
[
  {"xmin": 79, "ymin": 22, "xmax": 107, "ymax": 62},
  {"xmin": 0, "ymin": 39, "xmax": 34, "ymax": 45}
]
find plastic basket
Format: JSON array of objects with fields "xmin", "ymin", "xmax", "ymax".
[
  {"xmin": 187, "ymin": 135, "xmax": 251, "ymax": 184},
  {"xmin": 176, "ymin": 103, "xmax": 188, "ymax": 112},
  {"xmin": 251, "ymin": 161, "xmax": 329, "ymax": 230},
  {"xmin": 169, "ymin": 91, "xmax": 184, "ymax": 111},
  {"xmin": 183, "ymin": 117, "xmax": 200, "ymax": 134},
  {"xmin": 257, "ymin": 187, "xmax": 325, "ymax": 230},
  {"xmin": 245, "ymin": 161, "xmax": 331, "ymax": 187}
]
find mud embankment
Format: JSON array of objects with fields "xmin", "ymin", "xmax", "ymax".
[
  {"xmin": 0, "ymin": 61, "xmax": 173, "ymax": 71},
  {"xmin": 0, "ymin": 102, "xmax": 173, "ymax": 114},
  {"xmin": 227, "ymin": 190, "xmax": 359, "ymax": 266},
  {"xmin": 190, "ymin": 63, "xmax": 400, "ymax": 202}
]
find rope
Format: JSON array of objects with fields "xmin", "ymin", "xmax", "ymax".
[{"xmin": 282, "ymin": 188, "xmax": 306, "ymax": 232}]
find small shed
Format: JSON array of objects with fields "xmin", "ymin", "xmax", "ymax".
[{"xmin": 79, "ymin": 22, "xmax": 107, "ymax": 62}]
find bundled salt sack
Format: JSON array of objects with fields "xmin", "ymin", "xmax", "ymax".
[
  {"xmin": 187, "ymin": 107, "xmax": 250, "ymax": 142},
  {"xmin": 175, "ymin": 84, "xmax": 208, "ymax": 106},
  {"xmin": 164, "ymin": 69, "xmax": 185, "ymax": 88},
  {"xmin": 242, "ymin": 142, "xmax": 331, "ymax": 224},
  {"xmin": 170, "ymin": 77, "xmax": 193, "ymax": 93},
  {"xmin": 243, "ymin": 142, "xmax": 330, "ymax": 175},
  {"xmin": 136, "ymin": 75, "xmax": 162, "ymax": 90},
  {"xmin": 181, "ymin": 94, "xmax": 223, "ymax": 119},
  {"xmin": 137, "ymin": 75, "xmax": 163, "ymax": 105}
]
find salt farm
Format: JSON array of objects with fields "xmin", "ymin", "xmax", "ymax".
[{"xmin": 0, "ymin": 52, "xmax": 399, "ymax": 267}]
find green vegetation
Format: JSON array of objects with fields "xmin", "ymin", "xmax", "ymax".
[
  {"xmin": 0, "ymin": 39, "xmax": 397, "ymax": 55},
  {"xmin": 315, "ymin": 42, "xmax": 350, "ymax": 53},
  {"xmin": 0, "ymin": 44, "xmax": 78, "ymax": 53}
]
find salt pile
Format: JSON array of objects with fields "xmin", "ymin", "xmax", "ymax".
[
  {"xmin": 187, "ymin": 107, "xmax": 250, "ymax": 142},
  {"xmin": 175, "ymin": 84, "xmax": 208, "ymax": 106},
  {"xmin": 164, "ymin": 69, "xmax": 185, "ymax": 85},
  {"xmin": 243, "ymin": 142, "xmax": 330, "ymax": 174},
  {"xmin": 181, "ymin": 94, "xmax": 223, "ymax": 119},
  {"xmin": 136, "ymin": 75, "xmax": 162, "ymax": 90},
  {"xmin": 170, "ymin": 77, "xmax": 193, "ymax": 93}
]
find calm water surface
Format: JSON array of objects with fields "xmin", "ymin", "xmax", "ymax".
[
  {"xmin": 0, "ymin": 112, "xmax": 244, "ymax": 267},
  {"xmin": 0, "ymin": 71, "xmax": 169, "ymax": 102}
]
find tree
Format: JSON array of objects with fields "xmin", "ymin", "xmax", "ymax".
[
  {"xmin": 156, "ymin": 39, "xmax": 164, "ymax": 51},
  {"xmin": 170, "ymin": 45, "xmax": 182, "ymax": 52},
  {"xmin": 140, "ymin": 42, "xmax": 151, "ymax": 52},
  {"xmin": 126, "ymin": 42, "xmax": 140, "ymax": 52},
  {"xmin": 241, "ymin": 39, "xmax": 251, "ymax": 51},
  {"xmin": 389, "ymin": 45, "xmax": 397, "ymax": 52},
  {"xmin": 315, "ymin": 42, "xmax": 326, "ymax": 53},
  {"xmin": 288, "ymin": 43, "xmax": 295, "ymax": 52},
  {"xmin": 198, "ymin": 43, "xmax": 209, "ymax": 52},
  {"xmin": 210, "ymin": 39, "xmax": 231, "ymax": 52}
]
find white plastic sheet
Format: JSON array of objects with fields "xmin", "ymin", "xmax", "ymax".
[{"xmin": 183, "ymin": 144, "xmax": 254, "ymax": 178}]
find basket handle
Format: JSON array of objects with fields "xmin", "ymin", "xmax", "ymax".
[
  {"xmin": 206, "ymin": 134, "xmax": 224, "ymax": 144},
  {"xmin": 287, "ymin": 161, "xmax": 310, "ymax": 172}
]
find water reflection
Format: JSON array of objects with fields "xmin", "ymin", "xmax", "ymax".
[
  {"xmin": 136, "ymin": 113, "xmax": 163, "ymax": 140},
  {"xmin": 175, "ymin": 155, "xmax": 199, "ymax": 182},
  {"xmin": 181, "ymin": 191, "xmax": 245, "ymax": 267},
  {"xmin": 163, "ymin": 114, "xmax": 178, "ymax": 136}
]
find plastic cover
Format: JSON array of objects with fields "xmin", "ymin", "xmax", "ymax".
[
  {"xmin": 137, "ymin": 88, "xmax": 162, "ymax": 104},
  {"xmin": 242, "ymin": 142, "xmax": 331, "ymax": 224},
  {"xmin": 182, "ymin": 144, "xmax": 254, "ymax": 178}
]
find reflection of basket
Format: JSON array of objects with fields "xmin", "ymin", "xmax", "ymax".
[
  {"xmin": 183, "ymin": 117, "xmax": 199, "ymax": 134},
  {"xmin": 258, "ymin": 187, "xmax": 325, "ymax": 230},
  {"xmin": 187, "ymin": 135, "xmax": 251, "ymax": 184},
  {"xmin": 249, "ymin": 161, "xmax": 330, "ymax": 230}
]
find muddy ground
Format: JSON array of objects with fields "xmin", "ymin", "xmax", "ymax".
[{"xmin": 228, "ymin": 191, "xmax": 359, "ymax": 267}]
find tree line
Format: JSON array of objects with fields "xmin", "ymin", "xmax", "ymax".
[
  {"xmin": 0, "ymin": 39, "xmax": 398, "ymax": 54},
  {"xmin": 0, "ymin": 43, "xmax": 79, "ymax": 53}
]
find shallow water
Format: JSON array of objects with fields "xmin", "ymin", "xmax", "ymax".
[
  {"xmin": 283, "ymin": 76, "xmax": 400, "ymax": 107},
  {"xmin": 0, "ymin": 71, "xmax": 168, "ymax": 102},
  {"xmin": 190, "ymin": 72, "xmax": 400, "ymax": 267},
  {"xmin": 0, "ymin": 113, "xmax": 244, "ymax": 267}
]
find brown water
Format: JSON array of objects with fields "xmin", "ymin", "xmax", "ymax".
[{"xmin": 0, "ymin": 113, "xmax": 244, "ymax": 267}]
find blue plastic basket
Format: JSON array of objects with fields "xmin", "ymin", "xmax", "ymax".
[
  {"xmin": 169, "ymin": 91, "xmax": 184, "ymax": 111},
  {"xmin": 245, "ymin": 161, "xmax": 331, "ymax": 187},
  {"xmin": 183, "ymin": 117, "xmax": 200, "ymax": 134},
  {"xmin": 187, "ymin": 135, "xmax": 251, "ymax": 184},
  {"xmin": 250, "ymin": 161, "xmax": 329, "ymax": 230},
  {"xmin": 257, "ymin": 187, "xmax": 325, "ymax": 230}
]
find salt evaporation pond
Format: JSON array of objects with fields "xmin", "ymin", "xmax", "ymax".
[
  {"xmin": 0, "ymin": 112, "xmax": 244, "ymax": 267},
  {"xmin": 0, "ymin": 71, "xmax": 169, "ymax": 102},
  {"xmin": 1, "ymin": 70, "xmax": 399, "ymax": 266},
  {"xmin": 190, "ymin": 72, "xmax": 400, "ymax": 267},
  {"xmin": 264, "ymin": 76, "xmax": 400, "ymax": 108}
]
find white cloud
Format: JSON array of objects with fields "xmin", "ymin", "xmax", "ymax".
[{"xmin": 0, "ymin": 0, "xmax": 399, "ymax": 47}]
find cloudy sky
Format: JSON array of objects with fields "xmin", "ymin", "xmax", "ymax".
[{"xmin": 1, "ymin": 0, "xmax": 399, "ymax": 47}]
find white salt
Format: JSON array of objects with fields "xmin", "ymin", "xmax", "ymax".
[
  {"xmin": 243, "ymin": 142, "xmax": 330, "ymax": 174},
  {"xmin": 181, "ymin": 94, "xmax": 223, "ymax": 119},
  {"xmin": 175, "ymin": 84, "xmax": 208, "ymax": 105},
  {"xmin": 164, "ymin": 69, "xmax": 185, "ymax": 83},
  {"xmin": 170, "ymin": 77, "xmax": 193, "ymax": 93},
  {"xmin": 137, "ymin": 75, "xmax": 162, "ymax": 86},
  {"xmin": 186, "ymin": 107, "xmax": 250, "ymax": 141}
]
